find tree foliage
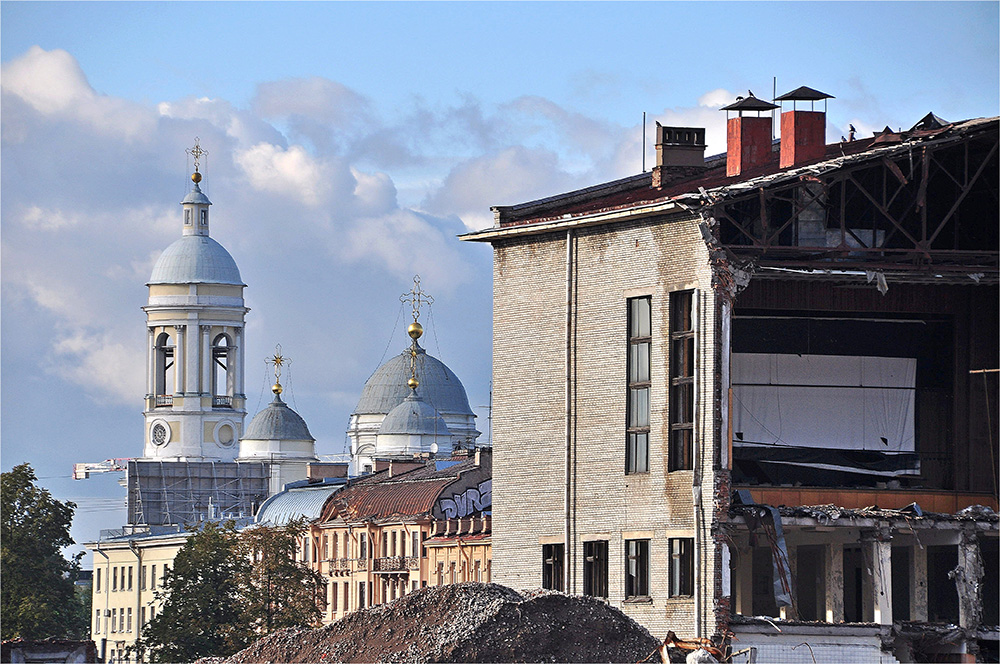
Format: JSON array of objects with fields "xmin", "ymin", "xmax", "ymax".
[
  {"xmin": 238, "ymin": 518, "xmax": 326, "ymax": 633},
  {"xmin": 1, "ymin": 463, "xmax": 89, "ymax": 640},
  {"xmin": 136, "ymin": 519, "xmax": 326, "ymax": 662}
]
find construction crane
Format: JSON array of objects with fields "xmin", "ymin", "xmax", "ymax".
[{"xmin": 73, "ymin": 458, "xmax": 133, "ymax": 480}]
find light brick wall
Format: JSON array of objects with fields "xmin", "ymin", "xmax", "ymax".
[{"xmin": 491, "ymin": 214, "xmax": 723, "ymax": 639}]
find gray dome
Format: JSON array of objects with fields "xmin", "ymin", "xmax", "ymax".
[
  {"xmin": 182, "ymin": 183, "xmax": 212, "ymax": 205},
  {"xmin": 380, "ymin": 391, "xmax": 450, "ymax": 436},
  {"xmin": 354, "ymin": 345, "xmax": 474, "ymax": 416},
  {"xmin": 244, "ymin": 395, "xmax": 314, "ymax": 441},
  {"xmin": 148, "ymin": 235, "xmax": 243, "ymax": 285}
]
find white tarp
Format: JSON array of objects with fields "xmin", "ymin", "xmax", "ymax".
[{"xmin": 732, "ymin": 353, "xmax": 916, "ymax": 452}]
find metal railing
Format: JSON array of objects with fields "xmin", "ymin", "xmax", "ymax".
[
  {"xmin": 373, "ymin": 556, "xmax": 419, "ymax": 572},
  {"xmin": 154, "ymin": 395, "xmax": 173, "ymax": 407},
  {"xmin": 212, "ymin": 395, "xmax": 233, "ymax": 408}
]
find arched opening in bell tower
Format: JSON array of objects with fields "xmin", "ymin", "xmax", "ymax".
[
  {"xmin": 212, "ymin": 333, "xmax": 234, "ymax": 407},
  {"xmin": 154, "ymin": 332, "xmax": 175, "ymax": 405}
]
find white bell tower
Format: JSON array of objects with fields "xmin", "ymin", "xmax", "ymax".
[{"xmin": 142, "ymin": 140, "xmax": 249, "ymax": 460}]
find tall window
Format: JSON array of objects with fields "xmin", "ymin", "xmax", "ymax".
[
  {"xmin": 325, "ymin": 534, "xmax": 331, "ymax": 560},
  {"xmin": 212, "ymin": 334, "xmax": 232, "ymax": 403},
  {"xmin": 112, "ymin": 567, "xmax": 118, "ymax": 592},
  {"xmin": 95, "ymin": 610, "xmax": 101, "ymax": 634},
  {"xmin": 154, "ymin": 332, "xmax": 174, "ymax": 397},
  {"xmin": 150, "ymin": 565, "xmax": 156, "ymax": 589},
  {"xmin": 412, "ymin": 531, "xmax": 420, "ymax": 558},
  {"xmin": 127, "ymin": 566, "xmax": 133, "ymax": 591},
  {"xmin": 669, "ymin": 538, "xmax": 694, "ymax": 596},
  {"xmin": 583, "ymin": 540, "xmax": 609, "ymax": 598},
  {"xmin": 627, "ymin": 297, "xmax": 651, "ymax": 474},
  {"xmin": 96, "ymin": 568, "xmax": 101, "ymax": 593},
  {"xmin": 358, "ymin": 582, "xmax": 366, "ymax": 609},
  {"xmin": 542, "ymin": 544, "xmax": 564, "ymax": 592},
  {"xmin": 669, "ymin": 291, "xmax": 695, "ymax": 471},
  {"xmin": 625, "ymin": 540, "xmax": 650, "ymax": 599},
  {"xmin": 359, "ymin": 533, "xmax": 367, "ymax": 559}
]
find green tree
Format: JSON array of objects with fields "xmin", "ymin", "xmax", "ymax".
[
  {"xmin": 1, "ymin": 463, "xmax": 89, "ymax": 640},
  {"xmin": 237, "ymin": 518, "xmax": 326, "ymax": 633},
  {"xmin": 137, "ymin": 521, "xmax": 251, "ymax": 663}
]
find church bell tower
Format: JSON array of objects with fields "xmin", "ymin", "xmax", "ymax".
[{"xmin": 141, "ymin": 140, "xmax": 248, "ymax": 460}]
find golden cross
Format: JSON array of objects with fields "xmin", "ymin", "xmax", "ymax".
[
  {"xmin": 400, "ymin": 275, "xmax": 434, "ymax": 322},
  {"xmin": 265, "ymin": 344, "xmax": 290, "ymax": 384},
  {"xmin": 186, "ymin": 138, "xmax": 208, "ymax": 173}
]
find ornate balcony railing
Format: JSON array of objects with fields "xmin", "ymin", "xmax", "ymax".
[
  {"xmin": 373, "ymin": 556, "xmax": 419, "ymax": 573},
  {"xmin": 154, "ymin": 395, "xmax": 173, "ymax": 407},
  {"xmin": 356, "ymin": 558, "xmax": 368, "ymax": 571},
  {"xmin": 212, "ymin": 395, "xmax": 233, "ymax": 408},
  {"xmin": 328, "ymin": 558, "xmax": 351, "ymax": 571}
]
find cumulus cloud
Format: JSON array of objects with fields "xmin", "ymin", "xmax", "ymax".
[
  {"xmin": 50, "ymin": 332, "xmax": 145, "ymax": 405},
  {"xmin": 235, "ymin": 142, "xmax": 336, "ymax": 207}
]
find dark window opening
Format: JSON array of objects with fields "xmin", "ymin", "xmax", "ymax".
[
  {"xmin": 843, "ymin": 546, "xmax": 864, "ymax": 622},
  {"xmin": 669, "ymin": 537, "xmax": 694, "ymax": 597},
  {"xmin": 981, "ymin": 537, "xmax": 999, "ymax": 626},
  {"xmin": 625, "ymin": 539, "xmax": 650, "ymax": 599},
  {"xmin": 669, "ymin": 292, "xmax": 694, "ymax": 471},
  {"xmin": 583, "ymin": 540, "xmax": 608, "ymax": 598},
  {"xmin": 626, "ymin": 297, "xmax": 651, "ymax": 474},
  {"xmin": 542, "ymin": 544, "xmax": 564, "ymax": 592},
  {"xmin": 927, "ymin": 545, "xmax": 960, "ymax": 624},
  {"xmin": 795, "ymin": 545, "xmax": 826, "ymax": 621}
]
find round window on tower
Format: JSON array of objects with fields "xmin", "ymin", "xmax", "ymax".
[
  {"xmin": 214, "ymin": 420, "xmax": 236, "ymax": 447},
  {"xmin": 150, "ymin": 419, "xmax": 171, "ymax": 447}
]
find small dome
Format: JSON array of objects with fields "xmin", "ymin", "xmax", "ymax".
[
  {"xmin": 181, "ymin": 182, "xmax": 212, "ymax": 205},
  {"xmin": 380, "ymin": 391, "xmax": 450, "ymax": 437},
  {"xmin": 148, "ymin": 235, "xmax": 243, "ymax": 285},
  {"xmin": 355, "ymin": 344, "xmax": 473, "ymax": 416},
  {"xmin": 244, "ymin": 394, "xmax": 314, "ymax": 441}
]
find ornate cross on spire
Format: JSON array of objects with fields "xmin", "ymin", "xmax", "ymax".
[
  {"xmin": 400, "ymin": 275, "xmax": 434, "ymax": 323},
  {"xmin": 186, "ymin": 138, "xmax": 208, "ymax": 178},
  {"xmin": 265, "ymin": 344, "xmax": 290, "ymax": 395}
]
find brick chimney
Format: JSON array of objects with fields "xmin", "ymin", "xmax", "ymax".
[
  {"xmin": 721, "ymin": 93, "xmax": 779, "ymax": 177},
  {"xmin": 775, "ymin": 86, "xmax": 833, "ymax": 169},
  {"xmin": 651, "ymin": 124, "xmax": 707, "ymax": 188}
]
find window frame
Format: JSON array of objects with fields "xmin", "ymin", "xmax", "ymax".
[
  {"xmin": 542, "ymin": 543, "xmax": 565, "ymax": 592},
  {"xmin": 625, "ymin": 539, "xmax": 651, "ymax": 600},
  {"xmin": 668, "ymin": 537, "xmax": 694, "ymax": 597},
  {"xmin": 668, "ymin": 290, "xmax": 695, "ymax": 472},
  {"xmin": 583, "ymin": 540, "xmax": 609, "ymax": 598},
  {"xmin": 626, "ymin": 297, "xmax": 652, "ymax": 474}
]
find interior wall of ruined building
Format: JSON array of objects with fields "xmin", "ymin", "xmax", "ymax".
[{"xmin": 730, "ymin": 279, "xmax": 999, "ymax": 499}]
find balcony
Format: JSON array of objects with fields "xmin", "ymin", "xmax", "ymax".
[
  {"xmin": 328, "ymin": 558, "xmax": 351, "ymax": 571},
  {"xmin": 212, "ymin": 395, "xmax": 233, "ymax": 408},
  {"xmin": 372, "ymin": 556, "xmax": 419, "ymax": 573},
  {"xmin": 154, "ymin": 395, "xmax": 173, "ymax": 407}
]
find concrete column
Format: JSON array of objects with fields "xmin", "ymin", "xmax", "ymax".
[
  {"xmin": 184, "ymin": 319, "xmax": 198, "ymax": 396},
  {"xmin": 147, "ymin": 328, "xmax": 156, "ymax": 396},
  {"xmin": 956, "ymin": 530, "xmax": 983, "ymax": 630},
  {"xmin": 824, "ymin": 541, "xmax": 844, "ymax": 623},
  {"xmin": 911, "ymin": 545, "xmax": 928, "ymax": 622},
  {"xmin": 173, "ymin": 325, "xmax": 185, "ymax": 396},
  {"xmin": 872, "ymin": 536, "xmax": 893, "ymax": 625},
  {"xmin": 234, "ymin": 327, "xmax": 244, "ymax": 397},
  {"xmin": 200, "ymin": 326, "xmax": 211, "ymax": 395},
  {"xmin": 779, "ymin": 544, "xmax": 798, "ymax": 621},
  {"xmin": 736, "ymin": 544, "xmax": 754, "ymax": 615}
]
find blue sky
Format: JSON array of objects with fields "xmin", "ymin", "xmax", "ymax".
[{"xmin": 2, "ymin": 1, "xmax": 998, "ymax": 561}]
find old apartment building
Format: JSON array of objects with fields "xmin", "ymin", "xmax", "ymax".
[
  {"xmin": 463, "ymin": 87, "xmax": 998, "ymax": 662},
  {"xmin": 310, "ymin": 450, "xmax": 492, "ymax": 623}
]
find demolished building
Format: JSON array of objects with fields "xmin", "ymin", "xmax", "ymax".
[{"xmin": 462, "ymin": 87, "xmax": 998, "ymax": 662}]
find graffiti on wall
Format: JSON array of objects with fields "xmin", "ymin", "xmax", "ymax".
[{"xmin": 437, "ymin": 479, "xmax": 492, "ymax": 519}]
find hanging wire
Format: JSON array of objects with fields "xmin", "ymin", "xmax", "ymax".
[
  {"xmin": 374, "ymin": 301, "xmax": 406, "ymax": 369},
  {"xmin": 285, "ymin": 361, "xmax": 298, "ymax": 411},
  {"xmin": 254, "ymin": 362, "xmax": 270, "ymax": 413},
  {"xmin": 426, "ymin": 301, "xmax": 443, "ymax": 360}
]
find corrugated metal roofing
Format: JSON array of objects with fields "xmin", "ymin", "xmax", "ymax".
[{"xmin": 256, "ymin": 483, "xmax": 343, "ymax": 526}]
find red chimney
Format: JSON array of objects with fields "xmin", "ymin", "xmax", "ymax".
[
  {"xmin": 721, "ymin": 94, "xmax": 779, "ymax": 177},
  {"xmin": 775, "ymin": 86, "xmax": 834, "ymax": 169}
]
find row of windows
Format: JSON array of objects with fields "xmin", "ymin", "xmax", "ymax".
[
  {"xmin": 542, "ymin": 538, "xmax": 694, "ymax": 599},
  {"xmin": 309, "ymin": 530, "xmax": 429, "ymax": 562},
  {"xmin": 94, "ymin": 564, "xmax": 161, "ymax": 593},
  {"xmin": 625, "ymin": 292, "xmax": 695, "ymax": 475},
  {"xmin": 93, "ymin": 604, "xmax": 156, "ymax": 635}
]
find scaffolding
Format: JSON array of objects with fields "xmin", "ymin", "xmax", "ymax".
[{"xmin": 127, "ymin": 460, "xmax": 270, "ymax": 526}]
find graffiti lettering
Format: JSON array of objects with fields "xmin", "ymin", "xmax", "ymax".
[{"xmin": 438, "ymin": 479, "xmax": 492, "ymax": 519}]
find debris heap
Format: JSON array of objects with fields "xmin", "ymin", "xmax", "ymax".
[{"xmin": 212, "ymin": 583, "xmax": 659, "ymax": 663}]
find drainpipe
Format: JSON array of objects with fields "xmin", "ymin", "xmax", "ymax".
[
  {"xmin": 564, "ymin": 229, "xmax": 574, "ymax": 593},
  {"xmin": 129, "ymin": 540, "xmax": 143, "ymax": 653},
  {"xmin": 691, "ymin": 290, "xmax": 704, "ymax": 636},
  {"xmin": 95, "ymin": 544, "xmax": 110, "ymax": 663}
]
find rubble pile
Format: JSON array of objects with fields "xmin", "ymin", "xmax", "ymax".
[{"xmin": 212, "ymin": 583, "xmax": 660, "ymax": 663}]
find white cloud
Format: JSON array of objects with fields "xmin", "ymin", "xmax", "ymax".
[
  {"xmin": 50, "ymin": 332, "xmax": 145, "ymax": 405},
  {"xmin": 698, "ymin": 88, "xmax": 735, "ymax": 108},
  {"xmin": 234, "ymin": 142, "xmax": 334, "ymax": 207}
]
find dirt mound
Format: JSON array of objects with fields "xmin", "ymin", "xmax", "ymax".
[{"xmin": 214, "ymin": 582, "xmax": 659, "ymax": 663}]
